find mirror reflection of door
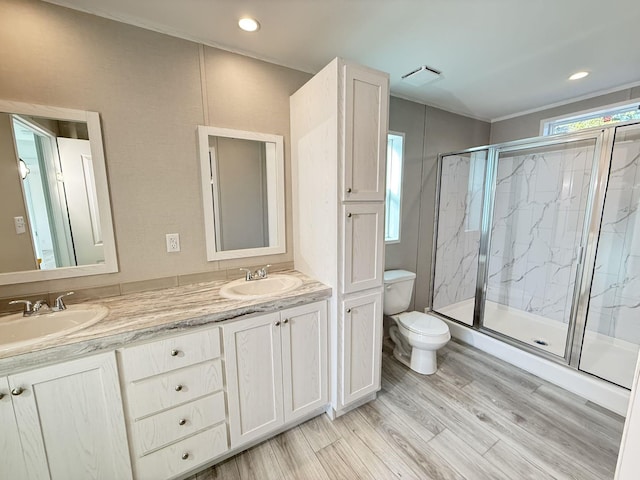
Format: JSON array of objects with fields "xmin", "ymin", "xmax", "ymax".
[
  {"xmin": 210, "ymin": 136, "xmax": 269, "ymax": 251},
  {"xmin": 9, "ymin": 115, "xmax": 104, "ymax": 271}
]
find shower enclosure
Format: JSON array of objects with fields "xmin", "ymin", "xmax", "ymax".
[{"xmin": 431, "ymin": 121, "xmax": 640, "ymax": 389}]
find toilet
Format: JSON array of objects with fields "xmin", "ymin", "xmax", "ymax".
[{"xmin": 384, "ymin": 270, "xmax": 450, "ymax": 375}]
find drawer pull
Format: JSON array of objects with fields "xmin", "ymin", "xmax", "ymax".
[
  {"xmin": 181, "ymin": 452, "xmax": 189, "ymax": 460},
  {"xmin": 175, "ymin": 385, "xmax": 184, "ymax": 392},
  {"xmin": 178, "ymin": 418, "xmax": 187, "ymax": 426},
  {"xmin": 346, "ymin": 187, "xmax": 352, "ymax": 193},
  {"xmin": 11, "ymin": 387, "xmax": 24, "ymax": 396},
  {"xmin": 170, "ymin": 349, "xmax": 180, "ymax": 357}
]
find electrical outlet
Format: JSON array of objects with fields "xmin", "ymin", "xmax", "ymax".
[
  {"xmin": 14, "ymin": 216, "xmax": 26, "ymax": 234},
  {"xmin": 166, "ymin": 233, "xmax": 180, "ymax": 253}
]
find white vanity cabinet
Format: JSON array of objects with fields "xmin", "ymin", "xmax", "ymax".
[
  {"xmin": 5, "ymin": 352, "xmax": 133, "ymax": 480},
  {"xmin": 291, "ymin": 57, "xmax": 388, "ymax": 414},
  {"xmin": 118, "ymin": 326, "xmax": 228, "ymax": 480},
  {"xmin": 0, "ymin": 377, "xmax": 27, "ymax": 478},
  {"xmin": 223, "ymin": 301, "xmax": 328, "ymax": 447}
]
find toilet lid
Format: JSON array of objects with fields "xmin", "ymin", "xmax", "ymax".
[{"xmin": 397, "ymin": 311, "xmax": 449, "ymax": 336}]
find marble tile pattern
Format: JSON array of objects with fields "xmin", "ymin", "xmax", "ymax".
[
  {"xmin": 486, "ymin": 140, "xmax": 596, "ymax": 323},
  {"xmin": 433, "ymin": 151, "xmax": 486, "ymax": 320},
  {"xmin": 586, "ymin": 124, "xmax": 640, "ymax": 344},
  {"xmin": 0, "ymin": 270, "xmax": 331, "ymax": 376}
]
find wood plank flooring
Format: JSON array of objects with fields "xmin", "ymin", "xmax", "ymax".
[{"xmin": 190, "ymin": 339, "xmax": 625, "ymax": 480}]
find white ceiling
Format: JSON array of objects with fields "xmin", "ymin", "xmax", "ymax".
[{"xmin": 45, "ymin": 0, "xmax": 640, "ymax": 121}]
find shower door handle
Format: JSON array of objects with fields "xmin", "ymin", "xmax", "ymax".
[{"xmin": 575, "ymin": 245, "xmax": 585, "ymax": 265}]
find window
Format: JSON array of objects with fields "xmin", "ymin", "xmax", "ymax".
[
  {"xmin": 542, "ymin": 100, "xmax": 640, "ymax": 135},
  {"xmin": 385, "ymin": 132, "xmax": 404, "ymax": 243}
]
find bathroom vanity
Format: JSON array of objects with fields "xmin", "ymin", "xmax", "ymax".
[{"xmin": 0, "ymin": 272, "xmax": 331, "ymax": 480}]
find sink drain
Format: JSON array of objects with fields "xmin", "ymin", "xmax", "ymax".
[{"xmin": 533, "ymin": 339, "xmax": 549, "ymax": 346}]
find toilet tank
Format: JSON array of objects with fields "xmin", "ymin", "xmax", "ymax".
[{"xmin": 383, "ymin": 270, "xmax": 417, "ymax": 315}]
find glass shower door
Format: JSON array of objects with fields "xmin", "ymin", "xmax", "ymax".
[
  {"xmin": 432, "ymin": 150, "xmax": 487, "ymax": 325},
  {"xmin": 580, "ymin": 123, "xmax": 640, "ymax": 388},
  {"xmin": 482, "ymin": 138, "xmax": 599, "ymax": 357}
]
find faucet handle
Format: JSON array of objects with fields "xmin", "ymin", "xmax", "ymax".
[
  {"xmin": 53, "ymin": 292, "xmax": 75, "ymax": 311},
  {"xmin": 239, "ymin": 268, "xmax": 254, "ymax": 281},
  {"xmin": 9, "ymin": 299, "xmax": 33, "ymax": 315}
]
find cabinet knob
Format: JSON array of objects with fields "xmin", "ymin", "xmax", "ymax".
[
  {"xmin": 181, "ymin": 452, "xmax": 189, "ymax": 460},
  {"xmin": 283, "ymin": 318, "xmax": 289, "ymax": 324},
  {"xmin": 11, "ymin": 387, "xmax": 24, "ymax": 396},
  {"xmin": 170, "ymin": 349, "xmax": 180, "ymax": 357},
  {"xmin": 175, "ymin": 385, "xmax": 183, "ymax": 392},
  {"xmin": 0, "ymin": 393, "xmax": 5, "ymax": 400},
  {"xmin": 178, "ymin": 418, "xmax": 187, "ymax": 426},
  {"xmin": 275, "ymin": 321, "xmax": 281, "ymax": 327},
  {"xmin": 346, "ymin": 308, "xmax": 351, "ymax": 313},
  {"xmin": 346, "ymin": 187, "xmax": 352, "ymax": 193},
  {"xmin": 347, "ymin": 213, "xmax": 352, "ymax": 218}
]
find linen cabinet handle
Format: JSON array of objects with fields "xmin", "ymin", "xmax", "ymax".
[
  {"xmin": 175, "ymin": 385, "xmax": 183, "ymax": 392},
  {"xmin": 346, "ymin": 308, "xmax": 351, "ymax": 313},
  {"xmin": 275, "ymin": 321, "xmax": 281, "ymax": 327},
  {"xmin": 283, "ymin": 319, "xmax": 289, "ymax": 324},
  {"xmin": 346, "ymin": 187, "xmax": 352, "ymax": 193},
  {"xmin": 170, "ymin": 349, "xmax": 180, "ymax": 357},
  {"xmin": 0, "ymin": 392, "xmax": 5, "ymax": 400},
  {"xmin": 178, "ymin": 418, "xmax": 187, "ymax": 426},
  {"xmin": 347, "ymin": 213, "xmax": 352, "ymax": 218},
  {"xmin": 181, "ymin": 452, "xmax": 189, "ymax": 460}
]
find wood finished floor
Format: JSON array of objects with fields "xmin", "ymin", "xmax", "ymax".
[{"xmin": 190, "ymin": 339, "xmax": 625, "ymax": 480}]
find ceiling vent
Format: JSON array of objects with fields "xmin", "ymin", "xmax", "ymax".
[{"xmin": 401, "ymin": 65, "xmax": 442, "ymax": 87}]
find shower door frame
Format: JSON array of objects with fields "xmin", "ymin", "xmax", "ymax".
[{"xmin": 430, "ymin": 128, "xmax": 613, "ymax": 367}]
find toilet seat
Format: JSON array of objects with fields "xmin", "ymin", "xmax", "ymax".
[{"xmin": 395, "ymin": 311, "xmax": 449, "ymax": 336}]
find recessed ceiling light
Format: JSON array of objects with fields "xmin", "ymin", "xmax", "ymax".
[
  {"xmin": 569, "ymin": 71, "xmax": 589, "ymax": 80},
  {"xmin": 238, "ymin": 17, "xmax": 260, "ymax": 32}
]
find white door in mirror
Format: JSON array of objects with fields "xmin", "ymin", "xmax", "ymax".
[{"xmin": 219, "ymin": 275, "xmax": 303, "ymax": 300}]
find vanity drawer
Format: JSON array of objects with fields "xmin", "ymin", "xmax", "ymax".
[
  {"xmin": 127, "ymin": 359, "xmax": 223, "ymax": 419},
  {"xmin": 132, "ymin": 391, "xmax": 226, "ymax": 457},
  {"xmin": 134, "ymin": 423, "xmax": 228, "ymax": 480},
  {"xmin": 119, "ymin": 327, "xmax": 220, "ymax": 382}
]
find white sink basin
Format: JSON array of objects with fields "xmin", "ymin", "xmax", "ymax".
[
  {"xmin": 0, "ymin": 304, "xmax": 109, "ymax": 352},
  {"xmin": 220, "ymin": 275, "xmax": 303, "ymax": 300}
]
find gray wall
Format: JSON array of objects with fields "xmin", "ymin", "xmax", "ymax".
[
  {"xmin": 386, "ymin": 97, "xmax": 491, "ymax": 312},
  {"xmin": 491, "ymin": 86, "xmax": 640, "ymax": 144}
]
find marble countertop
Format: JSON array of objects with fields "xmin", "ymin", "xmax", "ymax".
[{"xmin": 0, "ymin": 270, "xmax": 331, "ymax": 376}]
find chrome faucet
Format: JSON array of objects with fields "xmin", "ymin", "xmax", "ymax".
[
  {"xmin": 239, "ymin": 264, "xmax": 271, "ymax": 281},
  {"xmin": 9, "ymin": 299, "xmax": 50, "ymax": 316}
]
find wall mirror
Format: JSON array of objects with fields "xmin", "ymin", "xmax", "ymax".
[
  {"xmin": 0, "ymin": 99, "xmax": 117, "ymax": 285},
  {"xmin": 197, "ymin": 126, "xmax": 285, "ymax": 261}
]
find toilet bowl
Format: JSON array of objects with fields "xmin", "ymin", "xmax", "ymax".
[{"xmin": 384, "ymin": 270, "xmax": 450, "ymax": 375}]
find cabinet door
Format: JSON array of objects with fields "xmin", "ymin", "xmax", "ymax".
[
  {"xmin": 0, "ymin": 377, "xmax": 26, "ymax": 478},
  {"xmin": 342, "ymin": 203, "xmax": 385, "ymax": 294},
  {"xmin": 342, "ymin": 63, "xmax": 389, "ymax": 202},
  {"xmin": 341, "ymin": 290, "xmax": 383, "ymax": 406},
  {"xmin": 224, "ymin": 312, "xmax": 284, "ymax": 447},
  {"xmin": 9, "ymin": 352, "xmax": 132, "ymax": 480},
  {"xmin": 281, "ymin": 302, "xmax": 328, "ymax": 422}
]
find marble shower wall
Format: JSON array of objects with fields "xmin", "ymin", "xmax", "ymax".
[
  {"xmin": 433, "ymin": 151, "xmax": 486, "ymax": 317},
  {"xmin": 587, "ymin": 124, "xmax": 640, "ymax": 344},
  {"xmin": 486, "ymin": 140, "xmax": 596, "ymax": 323}
]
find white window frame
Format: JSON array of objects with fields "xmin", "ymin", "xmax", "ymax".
[
  {"xmin": 385, "ymin": 131, "xmax": 405, "ymax": 244},
  {"xmin": 540, "ymin": 99, "xmax": 640, "ymax": 136}
]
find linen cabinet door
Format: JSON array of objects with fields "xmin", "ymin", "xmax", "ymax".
[
  {"xmin": 342, "ymin": 62, "xmax": 389, "ymax": 202},
  {"xmin": 341, "ymin": 290, "xmax": 383, "ymax": 407},
  {"xmin": 9, "ymin": 352, "xmax": 132, "ymax": 480},
  {"xmin": 0, "ymin": 377, "xmax": 26, "ymax": 478},
  {"xmin": 223, "ymin": 313, "xmax": 284, "ymax": 447},
  {"xmin": 281, "ymin": 301, "xmax": 328, "ymax": 422},
  {"xmin": 342, "ymin": 203, "xmax": 385, "ymax": 294}
]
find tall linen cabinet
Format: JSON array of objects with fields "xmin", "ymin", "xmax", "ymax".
[{"xmin": 290, "ymin": 58, "xmax": 389, "ymax": 415}]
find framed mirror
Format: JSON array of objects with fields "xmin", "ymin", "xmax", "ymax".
[
  {"xmin": 197, "ymin": 126, "xmax": 285, "ymax": 261},
  {"xmin": 0, "ymin": 99, "xmax": 117, "ymax": 285}
]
